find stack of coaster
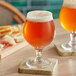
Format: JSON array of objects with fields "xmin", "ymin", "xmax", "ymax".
[
  {"xmin": 18, "ymin": 58, "xmax": 58, "ymax": 75},
  {"xmin": 54, "ymin": 43, "xmax": 76, "ymax": 56}
]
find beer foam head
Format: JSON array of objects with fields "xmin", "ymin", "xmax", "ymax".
[
  {"xmin": 27, "ymin": 10, "xmax": 53, "ymax": 22},
  {"xmin": 63, "ymin": 0, "xmax": 76, "ymax": 8}
]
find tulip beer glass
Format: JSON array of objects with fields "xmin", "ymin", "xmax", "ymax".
[
  {"xmin": 60, "ymin": 0, "xmax": 76, "ymax": 51},
  {"xmin": 23, "ymin": 11, "xmax": 55, "ymax": 68}
]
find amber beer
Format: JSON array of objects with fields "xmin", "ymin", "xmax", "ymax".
[
  {"xmin": 59, "ymin": 0, "xmax": 76, "ymax": 31},
  {"xmin": 23, "ymin": 11, "xmax": 55, "ymax": 48}
]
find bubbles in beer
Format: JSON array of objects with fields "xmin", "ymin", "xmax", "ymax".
[
  {"xmin": 27, "ymin": 11, "xmax": 53, "ymax": 22},
  {"xmin": 63, "ymin": 0, "xmax": 76, "ymax": 8}
]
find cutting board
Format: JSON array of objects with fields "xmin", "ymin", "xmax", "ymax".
[{"xmin": 0, "ymin": 41, "xmax": 28, "ymax": 60}]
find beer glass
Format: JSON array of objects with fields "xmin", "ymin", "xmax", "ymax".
[
  {"xmin": 59, "ymin": 0, "xmax": 76, "ymax": 51},
  {"xmin": 23, "ymin": 11, "xmax": 55, "ymax": 68}
]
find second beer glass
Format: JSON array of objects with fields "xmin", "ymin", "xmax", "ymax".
[{"xmin": 60, "ymin": 0, "xmax": 76, "ymax": 51}]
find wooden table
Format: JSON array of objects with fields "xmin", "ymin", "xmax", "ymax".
[{"xmin": 0, "ymin": 19, "xmax": 76, "ymax": 76}]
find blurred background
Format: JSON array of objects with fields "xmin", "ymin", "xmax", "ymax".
[
  {"xmin": 5, "ymin": 0, "xmax": 63, "ymax": 18},
  {"xmin": 1, "ymin": 0, "xmax": 63, "ymax": 25}
]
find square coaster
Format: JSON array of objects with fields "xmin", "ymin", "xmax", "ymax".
[
  {"xmin": 18, "ymin": 58, "xmax": 58, "ymax": 75},
  {"xmin": 54, "ymin": 43, "xmax": 76, "ymax": 56}
]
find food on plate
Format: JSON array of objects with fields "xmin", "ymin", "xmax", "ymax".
[
  {"xmin": 0, "ymin": 26, "xmax": 11, "ymax": 30},
  {"xmin": 0, "ymin": 25, "xmax": 24, "ymax": 50},
  {"xmin": 2, "ymin": 35, "xmax": 16, "ymax": 45},
  {"xmin": 14, "ymin": 36, "xmax": 24, "ymax": 43},
  {"xmin": 17, "ymin": 24, "xmax": 24, "ymax": 33},
  {"xmin": 10, "ymin": 31, "xmax": 24, "ymax": 43},
  {"xmin": 0, "ymin": 44, "xmax": 4, "ymax": 51},
  {"xmin": 0, "ymin": 28, "xmax": 11, "ymax": 34},
  {"xmin": 0, "ymin": 35, "xmax": 16, "ymax": 48},
  {"xmin": 11, "ymin": 26, "xmax": 19, "ymax": 32},
  {"xmin": 10, "ymin": 30, "xmax": 21, "ymax": 37},
  {"xmin": 0, "ymin": 44, "xmax": 4, "ymax": 48},
  {"xmin": 10, "ymin": 25, "xmax": 24, "ymax": 43},
  {"xmin": 0, "ymin": 26, "xmax": 12, "ymax": 37}
]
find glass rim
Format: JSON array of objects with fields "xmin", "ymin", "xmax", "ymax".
[{"xmin": 26, "ymin": 10, "xmax": 53, "ymax": 22}]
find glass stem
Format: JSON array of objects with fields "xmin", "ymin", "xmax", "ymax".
[
  {"xmin": 69, "ymin": 31, "xmax": 76, "ymax": 47},
  {"xmin": 35, "ymin": 49, "xmax": 43, "ymax": 63}
]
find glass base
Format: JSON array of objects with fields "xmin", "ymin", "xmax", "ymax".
[
  {"xmin": 61, "ymin": 42, "xmax": 76, "ymax": 51},
  {"xmin": 26, "ymin": 58, "xmax": 52, "ymax": 68}
]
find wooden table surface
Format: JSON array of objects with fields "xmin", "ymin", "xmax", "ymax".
[{"xmin": 0, "ymin": 19, "xmax": 76, "ymax": 76}]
